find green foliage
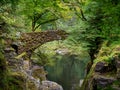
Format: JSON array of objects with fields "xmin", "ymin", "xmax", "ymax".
[
  {"xmin": 0, "ymin": 0, "xmax": 29, "ymax": 35},
  {"xmin": 1, "ymin": 0, "xmax": 120, "ymax": 89},
  {"xmin": 0, "ymin": 35, "xmax": 8, "ymax": 90},
  {"xmin": 6, "ymin": 73, "xmax": 25, "ymax": 90},
  {"xmin": 0, "ymin": 0, "xmax": 19, "ymax": 8},
  {"xmin": 32, "ymin": 49, "xmax": 50, "ymax": 66},
  {"xmin": 84, "ymin": 0, "xmax": 120, "ymax": 41},
  {"xmin": 94, "ymin": 42, "xmax": 120, "ymax": 64},
  {"xmin": 19, "ymin": 0, "xmax": 72, "ymax": 31}
]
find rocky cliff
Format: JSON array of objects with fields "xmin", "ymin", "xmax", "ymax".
[
  {"xmin": 4, "ymin": 46, "xmax": 63, "ymax": 90},
  {"xmin": 3, "ymin": 30, "xmax": 67, "ymax": 90},
  {"xmin": 81, "ymin": 44, "xmax": 120, "ymax": 90}
]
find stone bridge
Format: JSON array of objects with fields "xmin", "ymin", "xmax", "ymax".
[{"xmin": 11, "ymin": 30, "xmax": 68, "ymax": 58}]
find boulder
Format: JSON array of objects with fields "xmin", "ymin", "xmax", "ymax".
[
  {"xmin": 94, "ymin": 75, "xmax": 116, "ymax": 88},
  {"xmin": 4, "ymin": 47, "xmax": 23, "ymax": 71},
  {"xmin": 95, "ymin": 61, "xmax": 116, "ymax": 73},
  {"xmin": 32, "ymin": 65, "xmax": 47, "ymax": 81},
  {"xmin": 114, "ymin": 57, "xmax": 120, "ymax": 79},
  {"xmin": 117, "ymin": 68, "xmax": 120, "ymax": 79},
  {"xmin": 112, "ymin": 85, "xmax": 120, "ymax": 90},
  {"xmin": 115, "ymin": 59, "xmax": 120, "ymax": 68},
  {"xmin": 94, "ymin": 61, "xmax": 107, "ymax": 73},
  {"xmin": 39, "ymin": 80, "xmax": 63, "ymax": 90}
]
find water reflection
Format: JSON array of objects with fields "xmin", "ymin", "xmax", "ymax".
[{"xmin": 45, "ymin": 54, "xmax": 89, "ymax": 90}]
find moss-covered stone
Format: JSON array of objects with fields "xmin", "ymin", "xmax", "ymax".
[
  {"xmin": 27, "ymin": 80, "xmax": 37, "ymax": 90},
  {"xmin": 81, "ymin": 45, "xmax": 120, "ymax": 90},
  {"xmin": 7, "ymin": 72, "xmax": 25, "ymax": 90},
  {"xmin": 32, "ymin": 66, "xmax": 47, "ymax": 81}
]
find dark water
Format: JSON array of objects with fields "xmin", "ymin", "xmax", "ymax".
[{"xmin": 45, "ymin": 54, "xmax": 89, "ymax": 90}]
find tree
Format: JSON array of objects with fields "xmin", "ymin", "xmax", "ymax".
[
  {"xmin": 19, "ymin": 0, "xmax": 72, "ymax": 32},
  {"xmin": 55, "ymin": 0, "xmax": 120, "ymax": 73},
  {"xmin": 61, "ymin": 0, "xmax": 87, "ymax": 21},
  {"xmin": 84, "ymin": 0, "xmax": 120, "ymax": 59}
]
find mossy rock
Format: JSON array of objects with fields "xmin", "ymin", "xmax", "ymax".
[
  {"xmin": 32, "ymin": 66, "xmax": 47, "ymax": 81},
  {"xmin": 7, "ymin": 73, "xmax": 25, "ymax": 90},
  {"xmin": 81, "ymin": 45, "xmax": 120, "ymax": 90},
  {"xmin": 27, "ymin": 80, "xmax": 38, "ymax": 90}
]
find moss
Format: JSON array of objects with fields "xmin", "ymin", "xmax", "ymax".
[
  {"xmin": 32, "ymin": 67, "xmax": 47, "ymax": 81},
  {"xmin": 113, "ymin": 80, "xmax": 120, "ymax": 86},
  {"xmin": 27, "ymin": 80, "xmax": 37, "ymax": 90},
  {"xmin": 81, "ymin": 45, "xmax": 120, "ymax": 90},
  {"xmin": 0, "ymin": 49, "xmax": 8, "ymax": 89},
  {"xmin": 7, "ymin": 72, "xmax": 26, "ymax": 90},
  {"xmin": 97, "ymin": 85, "xmax": 114, "ymax": 90}
]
